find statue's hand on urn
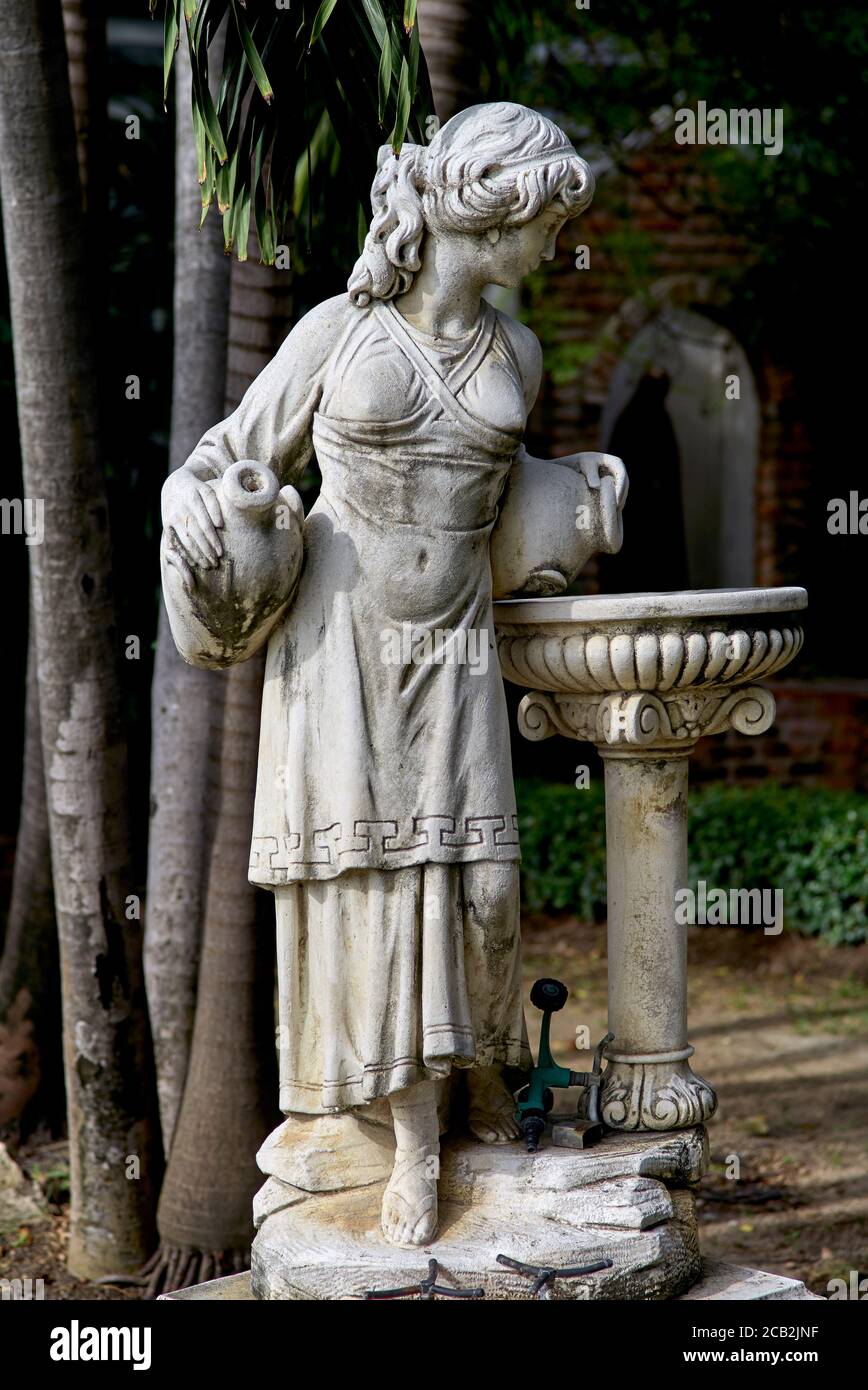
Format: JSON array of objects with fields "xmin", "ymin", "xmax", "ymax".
[
  {"xmin": 561, "ymin": 451, "xmax": 629, "ymax": 511},
  {"xmin": 161, "ymin": 464, "xmax": 226, "ymax": 588},
  {"xmin": 161, "ymin": 460, "xmax": 305, "ymax": 670}
]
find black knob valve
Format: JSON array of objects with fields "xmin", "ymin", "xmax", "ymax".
[{"xmin": 530, "ymin": 978, "xmax": 569, "ymax": 1012}]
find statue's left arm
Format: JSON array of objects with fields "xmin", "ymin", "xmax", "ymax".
[
  {"xmin": 160, "ymin": 296, "xmax": 352, "ymax": 668},
  {"xmin": 162, "ymin": 295, "xmax": 350, "ymax": 563}
]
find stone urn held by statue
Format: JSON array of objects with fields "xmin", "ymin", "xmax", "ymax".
[
  {"xmin": 491, "ymin": 449, "xmax": 624, "ymax": 597},
  {"xmin": 161, "ymin": 460, "xmax": 304, "ymax": 669}
]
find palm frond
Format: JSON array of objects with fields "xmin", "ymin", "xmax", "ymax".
[{"xmin": 159, "ymin": 0, "xmax": 435, "ymax": 263}]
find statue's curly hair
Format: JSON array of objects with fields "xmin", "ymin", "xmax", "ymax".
[{"xmin": 347, "ymin": 102, "xmax": 595, "ymax": 307}]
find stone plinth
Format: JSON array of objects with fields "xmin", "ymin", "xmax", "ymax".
[{"xmin": 250, "ymin": 1122, "xmax": 708, "ymax": 1300}]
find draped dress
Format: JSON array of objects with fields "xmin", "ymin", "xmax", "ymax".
[{"xmin": 248, "ymin": 298, "xmax": 532, "ymax": 1113}]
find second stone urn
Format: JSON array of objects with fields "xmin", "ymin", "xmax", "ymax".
[
  {"xmin": 491, "ymin": 450, "xmax": 624, "ymax": 598},
  {"xmin": 161, "ymin": 460, "xmax": 304, "ymax": 669}
]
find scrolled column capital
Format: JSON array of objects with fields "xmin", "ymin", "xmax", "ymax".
[{"xmin": 515, "ymin": 685, "xmax": 777, "ymax": 752}]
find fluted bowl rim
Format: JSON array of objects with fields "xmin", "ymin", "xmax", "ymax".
[{"xmin": 494, "ymin": 586, "xmax": 807, "ymax": 628}]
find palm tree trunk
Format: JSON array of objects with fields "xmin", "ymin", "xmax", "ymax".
[
  {"xmin": 60, "ymin": 0, "xmax": 105, "ymax": 216},
  {"xmin": 417, "ymin": 0, "xmax": 482, "ymax": 121},
  {"xmin": 146, "ymin": 240, "xmax": 290, "ymax": 1296},
  {"xmin": 0, "ymin": 0, "xmax": 104, "ymax": 1145},
  {"xmin": 60, "ymin": 1, "xmax": 107, "ymax": 398},
  {"xmin": 148, "ymin": 651, "xmax": 278, "ymax": 1293},
  {"xmin": 145, "ymin": 37, "xmax": 231, "ymax": 1157},
  {"xmin": 223, "ymin": 244, "xmax": 295, "ymax": 412},
  {"xmin": 0, "ymin": 618, "xmax": 63, "ymax": 1135},
  {"xmin": 0, "ymin": 0, "xmax": 160, "ymax": 1278}
]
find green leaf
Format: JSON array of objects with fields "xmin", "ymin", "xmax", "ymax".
[
  {"xmin": 309, "ymin": 0, "xmax": 340, "ymax": 49},
  {"xmin": 163, "ymin": 1, "xmax": 181, "ymax": 105},
  {"xmin": 191, "ymin": 102, "xmax": 207, "ymax": 186},
  {"xmin": 292, "ymin": 108, "xmax": 334, "ymax": 218},
  {"xmin": 230, "ymin": 0, "xmax": 274, "ymax": 103},
  {"xmin": 388, "ymin": 53, "xmax": 410, "ymax": 153},
  {"xmin": 234, "ymin": 185, "xmax": 252, "ymax": 261},
  {"xmin": 360, "ymin": 0, "xmax": 388, "ymax": 47},
  {"xmin": 199, "ymin": 79, "xmax": 228, "ymax": 162},
  {"xmin": 216, "ymin": 41, "xmax": 246, "ymax": 132},
  {"xmin": 407, "ymin": 13, "xmax": 420, "ymax": 99},
  {"xmin": 252, "ymin": 124, "xmax": 275, "ymax": 264},
  {"xmin": 216, "ymin": 143, "xmax": 238, "ymax": 214},
  {"xmin": 403, "ymin": 0, "xmax": 417, "ymax": 34},
  {"xmin": 377, "ymin": 28, "xmax": 392, "ymax": 124},
  {"xmin": 224, "ymin": 173, "xmax": 250, "ymax": 256},
  {"xmin": 254, "ymin": 197, "xmax": 276, "ymax": 264},
  {"xmin": 185, "ymin": 23, "xmax": 228, "ymax": 163},
  {"xmin": 200, "ymin": 141, "xmax": 215, "ymax": 224}
]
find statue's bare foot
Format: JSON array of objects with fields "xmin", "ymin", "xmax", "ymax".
[
  {"xmin": 467, "ymin": 1066, "xmax": 520, "ymax": 1143},
  {"xmin": 380, "ymin": 1146, "xmax": 439, "ymax": 1247}
]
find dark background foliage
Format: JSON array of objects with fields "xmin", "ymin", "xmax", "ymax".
[{"xmin": 517, "ymin": 780, "xmax": 868, "ymax": 944}]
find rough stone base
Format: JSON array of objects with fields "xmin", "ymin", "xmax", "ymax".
[
  {"xmin": 250, "ymin": 1126, "xmax": 709, "ymax": 1301},
  {"xmin": 159, "ymin": 1259, "xmax": 822, "ymax": 1301}
]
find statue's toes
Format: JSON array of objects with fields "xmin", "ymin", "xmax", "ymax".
[
  {"xmin": 469, "ymin": 1106, "xmax": 520, "ymax": 1143},
  {"xmin": 380, "ymin": 1188, "xmax": 437, "ymax": 1247},
  {"xmin": 380, "ymin": 1202, "xmax": 401, "ymax": 1245},
  {"xmin": 409, "ymin": 1203, "xmax": 438, "ymax": 1246},
  {"xmin": 468, "ymin": 1116, "xmax": 499, "ymax": 1143}
]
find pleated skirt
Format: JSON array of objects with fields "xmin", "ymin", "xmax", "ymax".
[{"xmin": 274, "ymin": 861, "xmax": 529, "ymax": 1113}]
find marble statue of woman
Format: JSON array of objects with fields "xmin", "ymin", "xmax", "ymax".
[{"xmin": 160, "ymin": 101, "xmax": 627, "ymax": 1248}]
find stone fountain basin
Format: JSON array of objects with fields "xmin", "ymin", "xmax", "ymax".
[
  {"xmin": 495, "ymin": 587, "xmax": 807, "ymax": 696},
  {"xmin": 493, "ymin": 587, "xmax": 809, "ymax": 1139}
]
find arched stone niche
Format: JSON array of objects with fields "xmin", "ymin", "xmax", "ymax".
[{"xmin": 599, "ymin": 279, "xmax": 759, "ymax": 589}]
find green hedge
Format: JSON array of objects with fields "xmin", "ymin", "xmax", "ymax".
[{"xmin": 515, "ymin": 779, "xmax": 868, "ymax": 945}]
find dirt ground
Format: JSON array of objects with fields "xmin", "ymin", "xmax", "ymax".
[
  {"xmin": 523, "ymin": 916, "xmax": 868, "ymax": 1298},
  {"xmin": 2, "ymin": 921, "xmax": 866, "ymax": 1300}
]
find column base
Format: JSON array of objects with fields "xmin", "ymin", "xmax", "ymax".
[{"xmin": 593, "ymin": 1058, "xmax": 717, "ymax": 1132}]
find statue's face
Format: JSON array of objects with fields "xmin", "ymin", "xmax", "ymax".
[{"xmin": 485, "ymin": 206, "xmax": 570, "ymax": 288}]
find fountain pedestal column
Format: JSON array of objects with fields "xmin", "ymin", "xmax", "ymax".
[
  {"xmin": 519, "ymin": 683, "xmax": 779, "ymax": 1132},
  {"xmin": 496, "ymin": 587, "xmax": 807, "ymax": 1135},
  {"xmin": 598, "ymin": 746, "xmax": 710, "ymax": 1129}
]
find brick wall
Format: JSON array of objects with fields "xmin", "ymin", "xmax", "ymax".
[
  {"xmin": 754, "ymin": 361, "xmax": 816, "ymax": 590},
  {"xmin": 691, "ymin": 681, "xmax": 868, "ymax": 792}
]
